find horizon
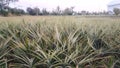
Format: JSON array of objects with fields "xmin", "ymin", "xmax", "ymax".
[{"xmin": 10, "ymin": 0, "xmax": 113, "ymax": 12}]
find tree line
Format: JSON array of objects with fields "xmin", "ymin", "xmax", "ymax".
[
  {"xmin": 0, "ymin": 6, "xmax": 110, "ymax": 16},
  {"xmin": 26, "ymin": 6, "xmax": 75, "ymax": 15},
  {"xmin": 0, "ymin": 0, "xmax": 118, "ymax": 16}
]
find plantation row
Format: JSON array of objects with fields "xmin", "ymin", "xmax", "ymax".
[{"xmin": 0, "ymin": 20, "xmax": 120, "ymax": 68}]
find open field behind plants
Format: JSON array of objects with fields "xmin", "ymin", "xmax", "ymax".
[{"xmin": 0, "ymin": 16, "xmax": 120, "ymax": 68}]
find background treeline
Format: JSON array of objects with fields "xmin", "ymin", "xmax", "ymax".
[
  {"xmin": 0, "ymin": 0, "xmax": 120, "ymax": 16},
  {"xmin": 0, "ymin": 6, "xmax": 25, "ymax": 16},
  {"xmin": 0, "ymin": 6, "xmax": 110, "ymax": 16}
]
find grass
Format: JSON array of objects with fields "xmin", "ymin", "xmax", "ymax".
[{"xmin": 0, "ymin": 16, "xmax": 120, "ymax": 68}]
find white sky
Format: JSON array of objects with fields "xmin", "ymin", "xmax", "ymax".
[{"xmin": 10, "ymin": 0, "xmax": 113, "ymax": 12}]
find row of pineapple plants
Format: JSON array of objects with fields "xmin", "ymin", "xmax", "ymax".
[{"xmin": 0, "ymin": 21, "xmax": 120, "ymax": 68}]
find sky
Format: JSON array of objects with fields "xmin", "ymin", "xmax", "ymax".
[{"xmin": 10, "ymin": 0, "xmax": 113, "ymax": 12}]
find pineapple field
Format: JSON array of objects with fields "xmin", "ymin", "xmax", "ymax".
[{"xmin": 0, "ymin": 16, "xmax": 120, "ymax": 68}]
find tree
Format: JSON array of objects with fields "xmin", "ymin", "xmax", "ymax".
[
  {"xmin": 113, "ymin": 8, "xmax": 120, "ymax": 15},
  {"xmin": 62, "ymin": 7, "xmax": 74, "ymax": 15},
  {"xmin": 0, "ymin": 0, "xmax": 18, "ymax": 16},
  {"xmin": 33, "ymin": 7, "xmax": 40, "ymax": 15},
  {"xmin": 0, "ymin": 0, "xmax": 18, "ymax": 6},
  {"xmin": 81, "ymin": 10, "xmax": 87, "ymax": 15},
  {"xmin": 27, "ymin": 7, "xmax": 40, "ymax": 15},
  {"xmin": 42, "ymin": 8, "xmax": 49, "ymax": 15},
  {"xmin": 8, "ymin": 8, "xmax": 25, "ymax": 15},
  {"xmin": 27, "ymin": 7, "xmax": 34, "ymax": 15},
  {"xmin": 56, "ymin": 6, "xmax": 61, "ymax": 15},
  {"xmin": 51, "ymin": 6, "xmax": 61, "ymax": 15}
]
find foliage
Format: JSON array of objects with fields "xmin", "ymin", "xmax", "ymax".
[
  {"xmin": 113, "ymin": 8, "xmax": 120, "ymax": 15},
  {"xmin": 62, "ymin": 7, "xmax": 74, "ymax": 15},
  {"xmin": 0, "ymin": 0, "xmax": 18, "ymax": 16},
  {"xmin": 0, "ymin": 16, "xmax": 120, "ymax": 68},
  {"xmin": 27, "ymin": 7, "xmax": 40, "ymax": 15},
  {"xmin": 0, "ymin": 0, "xmax": 18, "ymax": 6},
  {"xmin": 9, "ymin": 8, "xmax": 25, "ymax": 15},
  {"xmin": 51, "ymin": 6, "xmax": 61, "ymax": 15},
  {"xmin": 41, "ymin": 8, "xmax": 49, "ymax": 15}
]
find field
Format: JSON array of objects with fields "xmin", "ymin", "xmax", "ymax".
[{"xmin": 0, "ymin": 16, "xmax": 120, "ymax": 68}]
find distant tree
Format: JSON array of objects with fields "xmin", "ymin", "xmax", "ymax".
[
  {"xmin": 92, "ymin": 12, "xmax": 98, "ymax": 15},
  {"xmin": 0, "ymin": 0, "xmax": 18, "ymax": 6},
  {"xmin": 62, "ymin": 7, "xmax": 74, "ymax": 15},
  {"xmin": 42, "ymin": 8, "xmax": 49, "ymax": 15},
  {"xmin": 77, "ymin": 12, "xmax": 81, "ymax": 15},
  {"xmin": 10, "ymin": 8, "xmax": 17, "ymax": 15},
  {"xmin": 0, "ymin": 0, "xmax": 18, "ymax": 16},
  {"xmin": 113, "ymin": 8, "xmax": 120, "ymax": 15},
  {"xmin": 16, "ymin": 8, "xmax": 25, "ymax": 15},
  {"xmin": 19, "ymin": 9, "xmax": 25, "ymax": 14},
  {"xmin": 51, "ymin": 10, "xmax": 57, "ymax": 15},
  {"xmin": 33, "ymin": 7, "xmax": 40, "ymax": 15},
  {"xmin": 27, "ymin": 7, "xmax": 41, "ymax": 15},
  {"xmin": 9, "ymin": 8, "xmax": 25, "ymax": 15},
  {"xmin": 51, "ymin": 6, "xmax": 61, "ymax": 15},
  {"xmin": 26, "ymin": 7, "xmax": 35, "ymax": 15},
  {"xmin": 0, "ymin": 6, "xmax": 9, "ymax": 16},
  {"xmin": 103, "ymin": 11, "xmax": 109, "ymax": 15},
  {"xmin": 81, "ymin": 10, "xmax": 87, "ymax": 15},
  {"xmin": 56, "ymin": 6, "xmax": 61, "ymax": 15},
  {"xmin": 27, "ymin": 7, "xmax": 32, "ymax": 14}
]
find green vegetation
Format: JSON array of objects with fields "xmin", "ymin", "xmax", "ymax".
[
  {"xmin": 0, "ymin": 0, "xmax": 109, "ymax": 16},
  {"xmin": 0, "ymin": 0, "xmax": 18, "ymax": 16},
  {"xmin": 113, "ymin": 8, "xmax": 120, "ymax": 15},
  {"xmin": 0, "ymin": 16, "xmax": 120, "ymax": 68}
]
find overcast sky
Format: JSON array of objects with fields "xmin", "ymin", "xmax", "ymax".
[{"xmin": 10, "ymin": 0, "xmax": 113, "ymax": 12}]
